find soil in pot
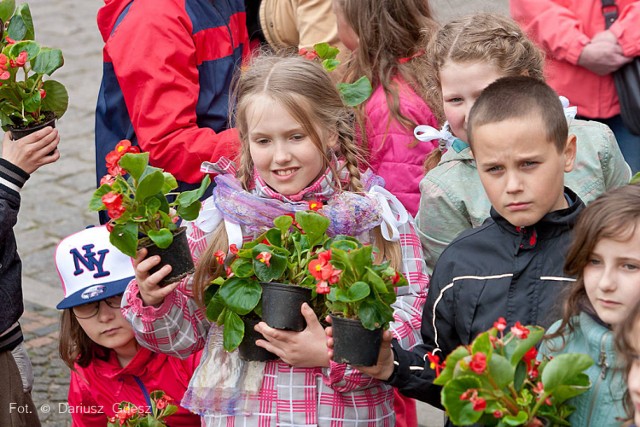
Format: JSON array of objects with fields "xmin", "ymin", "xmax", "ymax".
[
  {"xmin": 239, "ymin": 317, "xmax": 278, "ymax": 362},
  {"xmin": 330, "ymin": 314, "xmax": 382, "ymax": 366},
  {"xmin": 8, "ymin": 112, "xmax": 57, "ymax": 155},
  {"xmin": 261, "ymin": 282, "xmax": 312, "ymax": 331},
  {"xmin": 139, "ymin": 226, "xmax": 194, "ymax": 287}
]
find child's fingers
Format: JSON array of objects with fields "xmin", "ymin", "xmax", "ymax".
[{"xmin": 136, "ymin": 254, "xmax": 163, "ymax": 274}]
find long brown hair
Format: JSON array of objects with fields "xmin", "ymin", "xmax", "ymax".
[
  {"xmin": 193, "ymin": 54, "xmax": 401, "ymax": 306},
  {"xmin": 547, "ymin": 184, "xmax": 640, "ymax": 346},
  {"xmin": 335, "ymin": 0, "xmax": 441, "ymax": 139},
  {"xmin": 58, "ymin": 309, "xmax": 110, "ymax": 369},
  {"xmin": 615, "ymin": 299, "xmax": 640, "ymax": 423},
  {"xmin": 422, "ymin": 13, "xmax": 544, "ymax": 172}
]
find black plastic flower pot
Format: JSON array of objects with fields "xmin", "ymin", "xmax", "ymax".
[
  {"xmin": 330, "ymin": 314, "xmax": 382, "ymax": 366},
  {"xmin": 238, "ymin": 317, "xmax": 278, "ymax": 362},
  {"xmin": 139, "ymin": 227, "xmax": 194, "ymax": 287},
  {"xmin": 8, "ymin": 113, "xmax": 57, "ymax": 155},
  {"xmin": 261, "ymin": 282, "xmax": 312, "ymax": 331}
]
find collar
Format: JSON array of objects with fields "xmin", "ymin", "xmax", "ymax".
[
  {"xmin": 490, "ymin": 187, "xmax": 585, "ymax": 242},
  {"xmin": 92, "ymin": 346, "xmax": 155, "ymax": 379}
]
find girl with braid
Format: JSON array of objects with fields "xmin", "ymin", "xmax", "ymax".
[{"xmin": 122, "ymin": 54, "xmax": 429, "ymax": 426}]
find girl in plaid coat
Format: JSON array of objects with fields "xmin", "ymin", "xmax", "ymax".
[{"xmin": 122, "ymin": 54, "xmax": 430, "ymax": 426}]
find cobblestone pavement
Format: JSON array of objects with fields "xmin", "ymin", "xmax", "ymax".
[{"xmin": 10, "ymin": 1, "xmax": 507, "ymax": 426}]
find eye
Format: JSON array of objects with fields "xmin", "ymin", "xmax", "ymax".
[
  {"xmin": 290, "ymin": 134, "xmax": 305, "ymax": 141},
  {"xmin": 444, "ymin": 97, "xmax": 463, "ymax": 104},
  {"xmin": 253, "ymin": 138, "xmax": 270, "ymax": 145},
  {"xmin": 587, "ymin": 257, "xmax": 601, "ymax": 266},
  {"xmin": 521, "ymin": 161, "xmax": 538, "ymax": 169},
  {"xmin": 622, "ymin": 263, "xmax": 639, "ymax": 271},
  {"xmin": 485, "ymin": 165, "xmax": 504, "ymax": 174}
]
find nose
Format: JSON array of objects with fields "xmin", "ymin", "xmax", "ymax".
[
  {"xmin": 505, "ymin": 170, "xmax": 524, "ymax": 194},
  {"xmin": 273, "ymin": 141, "xmax": 292, "ymax": 164},
  {"xmin": 96, "ymin": 300, "xmax": 116, "ymax": 322},
  {"xmin": 596, "ymin": 265, "xmax": 617, "ymax": 292}
]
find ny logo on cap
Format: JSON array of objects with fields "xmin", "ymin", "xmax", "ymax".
[{"xmin": 70, "ymin": 244, "xmax": 110, "ymax": 279}]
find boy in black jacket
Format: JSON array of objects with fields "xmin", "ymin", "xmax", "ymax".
[
  {"xmin": 0, "ymin": 127, "xmax": 59, "ymax": 427},
  {"xmin": 333, "ymin": 76, "xmax": 583, "ymax": 409}
]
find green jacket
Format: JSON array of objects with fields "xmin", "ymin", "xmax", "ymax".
[
  {"xmin": 416, "ymin": 119, "xmax": 631, "ymax": 273},
  {"xmin": 542, "ymin": 312, "xmax": 626, "ymax": 427}
]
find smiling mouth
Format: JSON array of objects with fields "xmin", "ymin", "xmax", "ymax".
[
  {"xmin": 102, "ymin": 328, "xmax": 119, "ymax": 334},
  {"xmin": 273, "ymin": 168, "xmax": 299, "ymax": 177}
]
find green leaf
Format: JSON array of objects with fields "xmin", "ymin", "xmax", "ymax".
[
  {"xmin": 441, "ymin": 376, "xmax": 483, "ymax": 425},
  {"xmin": 631, "ymin": 172, "xmax": 640, "ymax": 184},
  {"xmin": 295, "ymin": 211, "xmax": 330, "ymax": 244},
  {"xmin": 0, "ymin": 0, "xmax": 16, "ymax": 23},
  {"xmin": 89, "ymin": 184, "xmax": 112, "ymax": 211},
  {"xmin": 109, "ymin": 222, "xmax": 138, "ymax": 257},
  {"xmin": 135, "ymin": 170, "xmax": 164, "ymax": 202},
  {"xmin": 252, "ymin": 244, "xmax": 288, "ymax": 282},
  {"xmin": 175, "ymin": 174, "xmax": 211, "ymax": 206},
  {"xmin": 6, "ymin": 40, "xmax": 39, "ymax": 60},
  {"xmin": 488, "ymin": 353, "xmax": 514, "ymax": 389},
  {"xmin": 502, "ymin": 411, "xmax": 528, "ymax": 426},
  {"xmin": 505, "ymin": 326, "xmax": 544, "ymax": 366},
  {"xmin": 264, "ymin": 228, "xmax": 282, "ymax": 247},
  {"xmin": 335, "ymin": 281, "xmax": 370, "ymax": 302},
  {"xmin": 313, "ymin": 42, "xmax": 339, "ymax": 60},
  {"xmin": 161, "ymin": 172, "xmax": 178, "ymax": 194},
  {"xmin": 119, "ymin": 152, "xmax": 149, "ymax": 181},
  {"xmin": 206, "ymin": 293, "xmax": 225, "ymax": 323},
  {"xmin": 147, "ymin": 228, "xmax": 173, "ymax": 249},
  {"xmin": 274, "ymin": 215, "xmax": 293, "ymax": 233},
  {"xmin": 322, "ymin": 58, "xmax": 340, "ymax": 72},
  {"xmin": 551, "ymin": 373, "xmax": 591, "ymax": 405},
  {"xmin": 541, "ymin": 353, "xmax": 594, "ymax": 393},
  {"xmin": 358, "ymin": 297, "xmax": 393, "ymax": 330},
  {"xmin": 218, "ymin": 277, "xmax": 262, "ymax": 315},
  {"xmin": 7, "ymin": 3, "xmax": 34, "ymax": 40},
  {"xmin": 40, "ymin": 80, "xmax": 69, "ymax": 119},
  {"xmin": 177, "ymin": 200, "xmax": 201, "ymax": 221},
  {"xmin": 337, "ymin": 76, "xmax": 373, "ymax": 107},
  {"xmin": 222, "ymin": 310, "xmax": 244, "ymax": 352},
  {"xmin": 31, "ymin": 47, "xmax": 63, "ymax": 75},
  {"xmin": 471, "ymin": 332, "xmax": 492, "ymax": 356},
  {"xmin": 22, "ymin": 88, "xmax": 40, "ymax": 113},
  {"xmin": 231, "ymin": 258, "xmax": 255, "ymax": 278}
]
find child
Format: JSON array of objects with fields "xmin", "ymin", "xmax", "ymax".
[
  {"xmin": 541, "ymin": 183, "xmax": 640, "ymax": 426},
  {"xmin": 415, "ymin": 13, "xmax": 631, "ymax": 273},
  {"xmin": 615, "ymin": 296, "xmax": 640, "ymax": 427},
  {"xmin": 1, "ymin": 127, "xmax": 59, "ymax": 427},
  {"xmin": 122, "ymin": 54, "xmax": 430, "ymax": 426},
  {"xmin": 333, "ymin": 0, "xmax": 441, "ymax": 216},
  {"xmin": 55, "ymin": 226, "xmax": 201, "ymax": 426},
  {"xmin": 344, "ymin": 76, "xmax": 584, "ymax": 411}
]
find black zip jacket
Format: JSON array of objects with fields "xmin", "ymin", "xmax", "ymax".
[
  {"xmin": 0, "ymin": 158, "xmax": 29, "ymax": 346},
  {"xmin": 388, "ymin": 188, "xmax": 585, "ymax": 408}
]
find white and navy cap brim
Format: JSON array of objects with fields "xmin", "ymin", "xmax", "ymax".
[{"xmin": 55, "ymin": 225, "xmax": 135, "ymax": 310}]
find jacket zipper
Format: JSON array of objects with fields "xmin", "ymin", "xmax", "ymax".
[{"xmin": 585, "ymin": 333, "xmax": 609, "ymax": 427}]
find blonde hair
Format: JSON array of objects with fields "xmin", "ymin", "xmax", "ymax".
[
  {"xmin": 193, "ymin": 54, "xmax": 401, "ymax": 305},
  {"xmin": 422, "ymin": 13, "xmax": 545, "ymax": 171},
  {"xmin": 335, "ymin": 0, "xmax": 441, "ymax": 139}
]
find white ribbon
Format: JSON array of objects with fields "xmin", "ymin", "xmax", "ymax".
[
  {"xmin": 368, "ymin": 186, "xmax": 409, "ymax": 242},
  {"xmin": 559, "ymin": 96, "xmax": 578, "ymax": 123},
  {"xmin": 414, "ymin": 121, "xmax": 456, "ymax": 151},
  {"xmin": 193, "ymin": 197, "xmax": 243, "ymax": 256}
]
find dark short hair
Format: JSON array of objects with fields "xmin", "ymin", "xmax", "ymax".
[{"xmin": 467, "ymin": 76, "xmax": 568, "ymax": 152}]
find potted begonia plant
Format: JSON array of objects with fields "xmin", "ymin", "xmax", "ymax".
[
  {"xmin": 107, "ymin": 390, "xmax": 177, "ymax": 427},
  {"xmin": 205, "ymin": 208, "xmax": 332, "ymax": 358},
  {"xmin": 0, "ymin": 0, "xmax": 69, "ymax": 138},
  {"xmin": 89, "ymin": 140, "xmax": 210, "ymax": 286},
  {"xmin": 430, "ymin": 318, "xmax": 593, "ymax": 426},
  {"xmin": 312, "ymin": 236, "xmax": 407, "ymax": 366}
]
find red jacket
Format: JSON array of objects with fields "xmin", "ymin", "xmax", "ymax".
[
  {"xmin": 511, "ymin": 0, "xmax": 640, "ymax": 119},
  {"xmin": 67, "ymin": 347, "xmax": 202, "ymax": 426}
]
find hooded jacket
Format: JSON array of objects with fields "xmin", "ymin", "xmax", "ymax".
[
  {"xmin": 95, "ymin": 0, "xmax": 248, "ymax": 195},
  {"xmin": 416, "ymin": 119, "xmax": 631, "ymax": 273},
  {"xmin": 67, "ymin": 346, "xmax": 202, "ymax": 426},
  {"xmin": 388, "ymin": 190, "xmax": 585, "ymax": 408}
]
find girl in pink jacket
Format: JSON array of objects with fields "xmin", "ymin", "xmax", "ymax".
[{"xmin": 333, "ymin": 0, "xmax": 441, "ymax": 216}]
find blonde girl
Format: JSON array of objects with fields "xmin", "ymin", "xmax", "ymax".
[
  {"xmin": 332, "ymin": 0, "xmax": 441, "ymax": 216},
  {"xmin": 615, "ymin": 297, "xmax": 640, "ymax": 427},
  {"xmin": 415, "ymin": 13, "xmax": 631, "ymax": 273},
  {"xmin": 122, "ymin": 54, "xmax": 429, "ymax": 427},
  {"xmin": 541, "ymin": 183, "xmax": 640, "ymax": 426}
]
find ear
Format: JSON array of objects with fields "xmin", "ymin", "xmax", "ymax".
[
  {"xmin": 563, "ymin": 134, "xmax": 577, "ymax": 173},
  {"xmin": 326, "ymin": 129, "xmax": 339, "ymax": 150}
]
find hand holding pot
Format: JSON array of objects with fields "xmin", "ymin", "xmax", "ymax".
[
  {"xmin": 255, "ymin": 303, "xmax": 329, "ymax": 368},
  {"xmin": 134, "ymin": 248, "xmax": 179, "ymax": 307},
  {"xmin": 325, "ymin": 318, "xmax": 395, "ymax": 378},
  {"xmin": 2, "ymin": 127, "xmax": 59, "ymax": 174}
]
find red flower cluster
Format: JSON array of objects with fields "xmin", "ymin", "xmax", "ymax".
[
  {"xmin": 106, "ymin": 140, "xmax": 140, "ymax": 177},
  {"xmin": 427, "ymin": 351, "xmax": 445, "ymax": 377},
  {"xmin": 299, "ymin": 47, "xmax": 319, "ymax": 61},
  {"xmin": 102, "ymin": 192, "xmax": 126, "ymax": 220},
  {"xmin": 510, "ymin": 321, "xmax": 530, "ymax": 339},
  {"xmin": 460, "ymin": 388, "xmax": 487, "ymax": 412},
  {"xmin": 0, "ymin": 54, "xmax": 9, "ymax": 81},
  {"xmin": 308, "ymin": 250, "xmax": 342, "ymax": 294},
  {"xmin": 468, "ymin": 352, "xmax": 487, "ymax": 374}
]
